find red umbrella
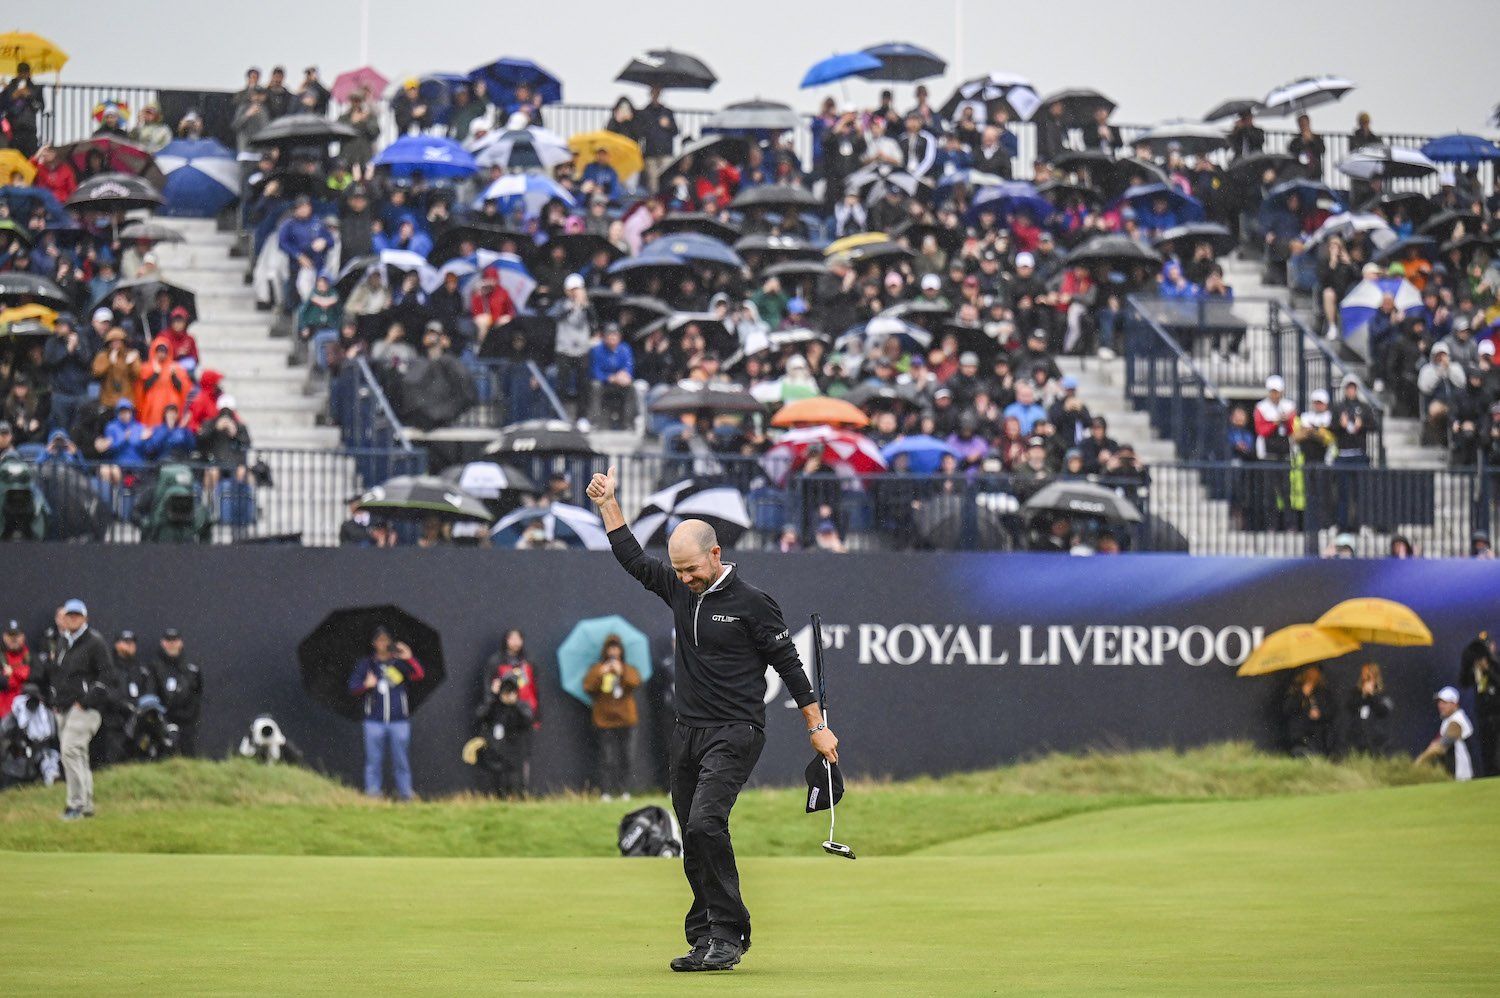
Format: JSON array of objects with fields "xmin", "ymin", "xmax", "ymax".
[
  {"xmin": 761, "ymin": 426, "xmax": 888, "ymax": 487},
  {"xmin": 60, "ymin": 137, "xmax": 164, "ymax": 187},
  {"xmin": 333, "ymin": 66, "xmax": 389, "ymax": 104}
]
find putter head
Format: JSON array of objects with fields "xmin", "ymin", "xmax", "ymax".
[{"xmin": 823, "ymin": 840, "xmax": 856, "ymax": 860}]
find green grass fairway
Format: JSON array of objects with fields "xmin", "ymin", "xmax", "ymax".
[{"xmin": 5, "ymin": 763, "xmax": 1497, "ymax": 996}]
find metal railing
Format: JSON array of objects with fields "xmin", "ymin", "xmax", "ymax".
[{"xmin": 1122, "ymin": 296, "xmax": 1235, "ymax": 461}]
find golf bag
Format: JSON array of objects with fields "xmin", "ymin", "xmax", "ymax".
[
  {"xmin": 0, "ymin": 689, "xmax": 61, "ymax": 788},
  {"xmin": 0, "ymin": 459, "xmax": 47, "ymax": 541},
  {"xmin": 617, "ymin": 805, "xmax": 683, "ymax": 858},
  {"xmin": 123, "ymin": 694, "xmax": 179, "ymax": 760},
  {"xmin": 238, "ymin": 714, "xmax": 302, "ymax": 765},
  {"xmin": 139, "ymin": 464, "xmax": 212, "ymax": 543}
]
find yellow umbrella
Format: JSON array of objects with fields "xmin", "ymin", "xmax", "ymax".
[
  {"xmin": 824, "ymin": 231, "xmax": 891, "ymax": 257},
  {"xmin": 0, "ymin": 32, "xmax": 69, "ymax": 75},
  {"xmin": 0, "ymin": 148, "xmax": 36, "ymax": 185},
  {"xmin": 569, "ymin": 130, "xmax": 643, "ymax": 180},
  {"xmin": 1236, "ymin": 624, "xmax": 1361, "ymax": 677},
  {"xmin": 0, "ymin": 304, "xmax": 57, "ymax": 328},
  {"xmin": 1314, "ymin": 597, "xmax": 1433, "ymax": 647}
]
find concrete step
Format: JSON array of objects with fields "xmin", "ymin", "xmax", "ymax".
[{"xmin": 253, "ymin": 427, "xmax": 344, "ymax": 449}]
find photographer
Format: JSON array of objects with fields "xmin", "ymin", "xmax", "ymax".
[
  {"xmin": 473, "ymin": 676, "xmax": 533, "ymax": 798},
  {"xmin": 347, "ymin": 627, "xmax": 425, "ymax": 800},
  {"xmin": 155, "ymin": 628, "xmax": 202, "ymax": 757}
]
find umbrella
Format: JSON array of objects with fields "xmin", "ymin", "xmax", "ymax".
[
  {"xmin": 1420, "ymin": 133, "xmax": 1500, "ymax": 165},
  {"xmin": 531, "ymin": 232, "xmax": 623, "ymax": 271},
  {"xmin": 1236, "ymin": 624, "xmax": 1360, "ymax": 677},
  {"xmin": 489, "ymin": 502, "xmax": 611, "ymax": 549},
  {"xmin": 630, "ymin": 478, "xmax": 752, "ymax": 549},
  {"xmin": 761, "ymin": 425, "xmax": 888, "ymax": 487},
  {"xmin": 838, "ymin": 238, "xmax": 914, "ymax": 266},
  {"xmin": 66, "ymin": 172, "xmax": 164, "ymax": 214},
  {"xmin": 35, "ymin": 461, "xmax": 112, "ymax": 541},
  {"xmin": 1153, "ymin": 222, "xmax": 1237, "ymax": 258},
  {"xmin": 890, "ymin": 220, "xmax": 964, "ymax": 255},
  {"xmin": 1035, "ymin": 88, "xmax": 1117, "ymax": 129},
  {"xmin": 834, "ymin": 314, "xmax": 931, "ymax": 353},
  {"xmin": 331, "ymin": 66, "xmax": 389, "ymax": 103},
  {"xmin": 1261, "ymin": 76, "xmax": 1355, "ymax": 117},
  {"xmin": 1371, "ymin": 235, "xmax": 1438, "ymax": 266},
  {"xmin": 934, "ymin": 169, "xmax": 1010, "ymax": 197},
  {"xmin": 823, "ymin": 233, "xmax": 892, "ymax": 259},
  {"xmin": 336, "ymin": 250, "xmax": 441, "ymax": 299},
  {"xmin": 118, "ymin": 220, "xmax": 184, "ymax": 244},
  {"xmin": 0, "ymin": 185, "xmax": 67, "ymax": 224},
  {"xmin": 568, "ymin": 129, "xmax": 643, "ymax": 179},
  {"xmin": 607, "ymin": 253, "xmax": 689, "ymax": 282},
  {"xmin": 59, "ymin": 137, "xmax": 165, "ymax": 187},
  {"xmin": 0, "ymin": 272, "xmax": 71, "ymax": 310},
  {"xmin": 592, "ymin": 293, "xmax": 674, "ymax": 329},
  {"xmin": 374, "ymin": 134, "xmax": 478, "ymax": 179},
  {"xmin": 649, "ymin": 213, "xmax": 742, "ymax": 244},
  {"xmin": 468, "ymin": 57, "xmax": 563, "ymax": 105},
  {"xmin": 0, "ymin": 32, "xmax": 67, "ymax": 74},
  {"xmin": 1134, "ymin": 121, "xmax": 1228, "ymax": 157},
  {"xmin": 1050, "ymin": 153, "xmax": 1169, "ymax": 200},
  {"xmin": 801, "ymin": 52, "xmax": 884, "ymax": 89},
  {"xmin": 938, "ymin": 72, "xmax": 1041, "ymax": 124},
  {"xmin": 555, "ymin": 616, "xmax": 653, "ymax": 707},
  {"xmin": 1441, "ymin": 234, "xmax": 1494, "ymax": 259},
  {"xmin": 881, "ymin": 435, "xmax": 962, "ymax": 474},
  {"xmin": 1420, "ymin": 209, "xmax": 1483, "ymax": 241},
  {"xmin": 1304, "ymin": 212, "xmax": 1396, "ymax": 251},
  {"xmin": 734, "ymin": 232, "xmax": 822, "ymax": 261},
  {"xmin": 476, "ymin": 174, "xmax": 575, "ymax": 216},
  {"xmin": 663, "ymin": 133, "xmax": 751, "ymax": 176},
  {"xmin": 1224, "ymin": 151, "xmax": 1298, "ymax": 182},
  {"xmin": 1203, "ymin": 98, "xmax": 1264, "ymax": 122},
  {"xmin": 1036, "ymin": 180, "xmax": 1103, "ymax": 207},
  {"xmin": 1109, "ymin": 183, "xmax": 1205, "ymax": 224},
  {"xmin": 772, "ymin": 396, "xmax": 869, "ymax": 428},
  {"xmin": 762, "ymin": 259, "xmax": 831, "ymax": 282},
  {"xmin": 297, "ymin": 605, "xmax": 445, "ymax": 721},
  {"xmin": 650, "ymin": 384, "xmax": 765, "ymax": 415},
  {"xmin": 640, "ymin": 231, "xmax": 745, "ymax": 269},
  {"xmin": 474, "ymin": 126, "xmax": 572, "ymax": 171},
  {"xmin": 1259, "ymin": 179, "xmax": 1341, "ymax": 219},
  {"xmin": 965, "ymin": 181, "xmax": 1054, "ymax": 225},
  {"xmin": 98, "ymin": 276, "xmax": 198, "ymax": 321},
  {"xmin": 857, "ymin": 42, "xmax": 947, "ymax": 82},
  {"xmin": 704, "ymin": 99, "xmax": 800, "ymax": 132},
  {"xmin": 0, "ymin": 149, "xmax": 36, "ymax": 186},
  {"xmin": 729, "ymin": 185, "xmax": 821, "ymax": 213},
  {"xmin": 767, "ymin": 327, "xmax": 830, "ymax": 350},
  {"xmin": 616, "ymin": 49, "xmax": 717, "ymax": 90},
  {"xmin": 1021, "ymin": 481, "xmax": 1143, "ymax": 524},
  {"xmin": 248, "ymin": 113, "xmax": 359, "ymax": 150},
  {"xmin": 438, "ymin": 461, "xmax": 541, "ymax": 499},
  {"xmin": 1064, "ymin": 234, "xmax": 1162, "ymax": 270},
  {"xmin": 485, "ymin": 419, "xmax": 598, "ymax": 456},
  {"xmin": 633, "ymin": 312, "xmax": 737, "ymax": 356},
  {"xmin": 1338, "ymin": 276, "xmax": 1422, "ymax": 358},
  {"xmin": 913, "ymin": 493, "xmax": 1015, "ymax": 550},
  {"xmin": 1337, "ymin": 147, "xmax": 1437, "ymax": 181},
  {"xmin": 155, "ymin": 138, "xmax": 239, "ymax": 217},
  {"xmin": 0, "ymin": 218, "xmax": 34, "ymax": 247},
  {"xmin": 356, "ymin": 474, "xmax": 494, "ymax": 522},
  {"xmin": 1314, "ymin": 598, "xmax": 1434, "ymax": 647},
  {"xmin": 0, "ymin": 303, "xmax": 57, "ymax": 328},
  {"xmin": 842, "ymin": 383, "xmax": 922, "ymax": 410},
  {"xmin": 426, "ymin": 223, "xmax": 529, "ymax": 265}
]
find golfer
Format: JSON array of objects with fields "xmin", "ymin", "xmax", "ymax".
[{"xmin": 587, "ymin": 465, "xmax": 838, "ymax": 973}]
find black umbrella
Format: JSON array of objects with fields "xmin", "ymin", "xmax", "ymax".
[
  {"xmin": 592, "ymin": 293, "xmax": 674, "ymax": 331},
  {"xmin": 66, "ymin": 172, "xmax": 165, "ymax": 213},
  {"xmin": 649, "ymin": 212, "xmax": 742, "ymax": 243},
  {"xmin": 1224, "ymin": 151, "xmax": 1298, "ymax": 182},
  {"xmin": 886, "ymin": 300, "xmax": 954, "ymax": 322},
  {"xmin": 734, "ymin": 233, "xmax": 823, "ymax": 261},
  {"xmin": 729, "ymin": 184, "xmax": 822, "ymax": 213},
  {"xmin": 0, "ymin": 272, "xmax": 71, "ymax": 310},
  {"xmin": 1036, "ymin": 88, "xmax": 1117, "ymax": 129},
  {"xmin": 840, "ymin": 239, "xmax": 914, "ymax": 265},
  {"xmin": 631, "ymin": 478, "xmax": 752, "ymax": 548},
  {"xmin": 297, "ymin": 605, "xmax": 446, "ymax": 722},
  {"xmin": 1134, "ymin": 121, "xmax": 1228, "ymax": 158},
  {"xmin": 1372, "ymin": 235, "xmax": 1438, "ymax": 266},
  {"xmin": 842, "ymin": 382, "xmax": 921, "ymax": 409},
  {"xmin": 95, "ymin": 276, "xmax": 197, "ymax": 323},
  {"xmin": 890, "ymin": 220, "xmax": 963, "ymax": 254},
  {"xmin": 1203, "ymin": 98, "xmax": 1264, "ymax": 122},
  {"xmin": 914, "ymin": 493, "xmax": 1016, "ymax": 550},
  {"xmin": 485, "ymin": 418, "xmax": 598, "ymax": 457},
  {"xmin": 762, "ymin": 259, "xmax": 831, "ymax": 282},
  {"xmin": 357, "ymin": 475, "xmax": 494, "ymax": 522},
  {"xmin": 438, "ymin": 461, "xmax": 541, "ymax": 498},
  {"xmin": 1441, "ymin": 234, "xmax": 1493, "ymax": 258},
  {"xmin": 1050, "ymin": 152, "xmax": 1167, "ymax": 199},
  {"xmin": 704, "ymin": 99, "xmax": 800, "ymax": 131},
  {"xmin": 664, "ymin": 134, "xmax": 751, "ymax": 176},
  {"xmin": 1153, "ymin": 222, "xmax": 1237, "ymax": 258},
  {"xmin": 426, "ymin": 223, "xmax": 530, "ymax": 265},
  {"xmin": 35, "ymin": 462, "xmax": 114, "ymax": 541},
  {"xmin": 118, "ymin": 220, "xmax": 184, "ymax": 243},
  {"xmin": 1420, "ymin": 209, "xmax": 1484, "ymax": 239},
  {"xmin": 261, "ymin": 170, "xmax": 327, "ymax": 199},
  {"xmin": 857, "ymin": 42, "xmax": 947, "ymax": 83},
  {"xmin": 615, "ymin": 49, "xmax": 717, "ymax": 91},
  {"xmin": 1363, "ymin": 190, "xmax": 1433, "ymax": 225},
  {"xmin": 1037, "ymin": 180, "xmax": 1104, "ymax": 206},
  {"xmin": 249, "ymin": 113, "xmax": 360, "ymax": 150},
  {"xmin": 1064, "ymin": 234, "xmax": 1162, "ymax": 270},
  {"xmin": 634, "ymin": 312, "xmax": 738, "ymax": 356},
  {"xmin": 1022, "ymin": 481, "xmax": 1143, "ymax": 524},
  {"xmin": 649, "ymin": 384, "xmax": 765, "ymax": 415},
  {"xmin": 526, "ymin": 232, "xmax": 623, "ymax": 271}
]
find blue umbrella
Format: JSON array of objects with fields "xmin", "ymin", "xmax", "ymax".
[
  {"xmin": 801, "ymin": 51, "xmax": 883, "ymax": 89},
  {"xmin": 964, "ymin": 181, "xmax": 1054, "ymax": 225},
  {"xmin": 881, "ymin": 435, "xmax": 962, "ymax": 473},
  {"xmin": 639, "ymin": 231, "xmax": 745, "ymax": 269},
  {"xmin": 1338, "ymin": 275, "xmax": 1422, "ymax": 359},
  {"xmin": 1109, "ymin": 183, "xmax": 1205, "ymax": 225},
  {"xmin": 474, "ymin": 174, "xmax": 575, "ymax": 216},
  {"xmin": 414, "ymin": 73, "xmax": 469, "ymax": 125},
  {"xmin": 555, "ymin": 615, "xmax": 653, "ymax": 707},
  {"xmin": 154, "ymin": 138, "xmax": 240, "ymax": 217},
  {"xmin": 607, "ymin": 252, "xmax": 689, "ymax": 276},
  {"xmin": 1260, "ymin": 179, "xmax": 1341, "ymax": 220},
  {"xmin": 1420, "ymin": 133, "xmax": 1500, "ymax": 165},
  {"xmin": 468, "ymin": 57, "xmax": 563, "ymax": 105},
  {"xmin": 373, "ymin": 134, "xmax": 478, "ymax": 179},
  {"xmin": 0, "ymin": 185, "xmax": 68, "ymax": 224}
]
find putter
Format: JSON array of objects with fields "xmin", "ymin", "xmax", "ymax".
[{"xmin": 811, "ymin": 614, "xmax": 855, "ymax": 860}]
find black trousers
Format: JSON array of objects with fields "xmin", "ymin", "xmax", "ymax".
[
  {"xmin": 670, "ymin": 721, "xmax": 765, "ymax": 949},
  {"xmin": 597, "ymin": 726, "xmax": 633, "ymax": 796},
  {"xmin": 174, "ymin": 720, "xmax": 199, "ymax": 758}
]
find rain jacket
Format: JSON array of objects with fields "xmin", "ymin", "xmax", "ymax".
[
  {"xmin": 583, "ymin": 658, "xmax": 641, "ymax": 729},
  {"xmin": 91, "ymin": 342, "xmax": 142, "ymax": 409},
  {"xmin": 277, "ymin": 214, "xmax": 334, "ymax": 272},
  {"xmin": 142, "ymin": 413, "xmax": 197, "ymax": 462},
  {"xmin": 140, "ymin": 463, "xmax": 212, "ymax": 543},
  {"xmin": 1, "ymin": 642, "xmax": 31, "ymax": 717},
  {"xmin": 42, "ymin": 332, "xmax": 94, "ymax": 396},
  {"xmin": 186, "ymin": 370, "xmax": 225, "ymax": 432},
  {"xmin": 348, "ymin": 654, "xmax": 425, "ymax": 722},
  {"xmin": 137, "ymin": 336, "xmax": 192, "ymax": 427},
  {"xmin": 102, "ymin": 401, "xmax": 151, "ymax": 465}
]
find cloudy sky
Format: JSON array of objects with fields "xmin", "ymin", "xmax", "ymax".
[{"xmin": 19, "ymin": 0, "xmax": 1495, "ymax": 134}]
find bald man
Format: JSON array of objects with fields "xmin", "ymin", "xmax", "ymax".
[{"xmin": 588, "ymin": 465, "xmax": 838, "ymax": 973}]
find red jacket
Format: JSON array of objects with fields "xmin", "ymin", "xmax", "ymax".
[
  {"xmin": 186, "ymin": 369, "xmax": 224, "ymax": 432},
  {"xmin": 2, "ymin": 645, "xmax": 31, "ymax": 717},
  {"xmin": 694, "ymin": 163, "xmax": 741, "ymax": 206},
  {"xmin": 161, "ymin": 327, "xmax": 200, "ymax": 370},
  {"xmin": 31, "ymin": 158, "xmax": 77, "ymax": 203},
  {"xmin": 470, "ymin": 284, "xmax": 516, "ymax": 323}
]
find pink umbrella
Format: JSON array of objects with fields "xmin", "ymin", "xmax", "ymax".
[
  {"xmin": 332, "ymin": 66, "xmax": 389, "ymax": 104},
  {"xmin": 761, "ymin": 426, "xmax": 888, "ymax": 488}
]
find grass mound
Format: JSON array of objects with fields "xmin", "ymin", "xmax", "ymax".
[{"xmin": 0, "ymin": 742, "xmax": 1446, "ymax": 858}]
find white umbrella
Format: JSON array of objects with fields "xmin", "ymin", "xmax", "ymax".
[
  {"xmin": 1261, "ymin": 76, "xmax": 1356, "ymax": 117},
  {"xmin": 490, "ymin": 502, "xmax": 611, "ymax": 549},
  {"xmin": 374, "ymin": 248, "xmax": 442, "ymax": 293},
  {"xmin": 630, "ymin": 479, "xmax": 752, "ymax": 548},
  {"xmin": 1305, "ymin": 212, "xmax": 1397, "ymax": 251},
  {"xmin": 1337, "ymin": 146, "xmax": 1438, "ymax": 180},
  {"xmin": 473, "ymin": 127, "xmax": 572, "ymax": 170},
  {"xmin": 440, "ymin": 461, "xmax": 539, "ymax": 499}
]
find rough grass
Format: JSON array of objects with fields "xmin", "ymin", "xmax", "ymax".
[{"xmin": 0, "ymin": 742, "xmax": 1446, "ymax": 857}]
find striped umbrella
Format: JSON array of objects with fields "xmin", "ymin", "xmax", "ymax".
[
  {"xmin": 490, "ymin": 502, "xmax": 611, "ymax": 549},
  {"xmin": 1338, "ymin": 276, "xmax": 1422, "ymax": 359},
  {"xmin": 155, "ymin": 138, "xmax": 239, "ymax": 217},
  {"xmin": 761, "ymin": 425, "xmax": 888, "ymax": 487},
  {"xmin": 1261, "ymin": 76, "xmax": 1355, "ymax": 117},
  {"xmin": 630, "ymin": 479, "xmax": 752, "ymax": 548}
]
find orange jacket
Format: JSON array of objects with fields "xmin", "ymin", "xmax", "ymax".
[{"xmin": 137, "ymin": 335, "xmax": 192, "ymax": 426}]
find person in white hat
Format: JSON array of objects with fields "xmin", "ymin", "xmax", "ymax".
[
  {"xmin": 1253, "ymin": 375, "xmax": 1299, "ymax": 527},
  {"xmin": 1415, "ymin": 687, "xmax": 1474, "ymax": 781}
]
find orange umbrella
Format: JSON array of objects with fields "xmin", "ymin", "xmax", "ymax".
[
  {"xmin": 1236, "ymin": 624, "xmax": 1361, "ymax": 677},
  {"xmin": 771, "ymin": 396, "xmax": 869, "ymax": 428},
  {"xmin": 1314, "ymin": 598, "xmax": 1433, "ymax": 647}
]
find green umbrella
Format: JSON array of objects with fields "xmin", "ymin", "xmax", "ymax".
[{"xmin": 556, "ymin": 615, "xmax": 652, "ymax": 706}]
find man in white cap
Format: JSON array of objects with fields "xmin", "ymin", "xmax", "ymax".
[
  {"xmin": 1417, "ymin": 341, "xmax": 1464, "ymax": 446},
  {"xmin": 1415, "ymin": 687, "xmax": 1474, "ymax": 781},
  {"xmin": 45, "ymin": 599, "xmax": 113, "ymax": 818},
  {"xmin": 1253, "ymin": 375, "xmax": 1297, "ymax": 459},
  {"xmin": 551, "ymin": 273, "xmax": 597, "ymax": 420},
  {"xmin": 918, "ymin": 273, "xmax": 950, "ymax": 309}
]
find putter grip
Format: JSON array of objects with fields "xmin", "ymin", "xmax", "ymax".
[{"xmin": 810, "ymin": 613, "xmax": 827, "ymax": 712}]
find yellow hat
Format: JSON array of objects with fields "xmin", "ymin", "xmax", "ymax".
[
  {"xmin": 404, "ymin": 77, "xmax": 419, "ymax": 90},
  {"xmin": 461, "ymin": 736, "xmax": 486, "ymax": 766}
]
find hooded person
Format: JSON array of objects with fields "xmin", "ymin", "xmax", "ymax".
[
  {"xmin": 1, "ymin": 619, "xmax": 33, "ymax": 718},
  {"xmin": 137, "ymin": 335, "xmax": 192, "ymax": 427},
  {"xmin": 142, "ymin": 403, "xmax": 197, "ymax": 463},
  {"xmin": 101, "ymin": 398, "xmax": 151, "ymax": 468},
  {"xmin": 185, "ymin": 369, "xmax": 226, "ymax": 432},
  {"xmin": 91, "ymin": 327, "xmax": 142, "ymax": 409},
  {"xmin": 160, "ymin": 307, "xmax": 201, "ymax": 373},
  {"xmin": 138, "ymin": 463, "xmax": 213, "ymax": 544}
]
